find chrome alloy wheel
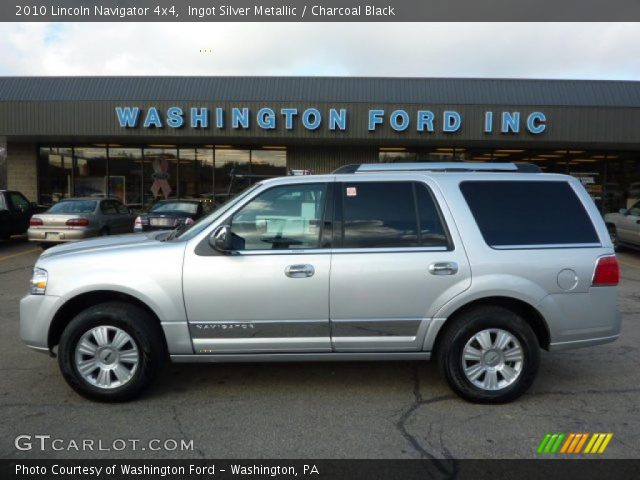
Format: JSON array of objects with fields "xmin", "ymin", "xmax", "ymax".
[
  {"xmin": 461, "ymin": 328, "xmax": 524, "ymax": 391},
  {"xmin": 74, "ymin": 326, "xmax": 139, "ymax": 389}
]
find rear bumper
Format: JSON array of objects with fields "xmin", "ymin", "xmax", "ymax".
[
  {"xmin": 27, "ymin": 227, "xmax": 100, "ymax": 243},
  {"xmin": 536, "ymin": 288, "xmax": 622, "ymax": 350}
]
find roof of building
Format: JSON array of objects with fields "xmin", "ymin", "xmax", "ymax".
[{"xmin": 0, "ymin": 76, "xmax": 639, "ymax": 107}]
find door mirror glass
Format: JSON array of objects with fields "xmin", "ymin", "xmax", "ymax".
[{"xmin": 209, "ymin": 225, "xmax": 233, "ymax": 252}]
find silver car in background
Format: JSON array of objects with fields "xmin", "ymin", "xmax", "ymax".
[
  {"xmin": 605, "ymin": 200, "xmax": 640, "ymax": 249},
  {"xmin": 28, "ymin": 197, "xmax": 136, "ymax": 246}
]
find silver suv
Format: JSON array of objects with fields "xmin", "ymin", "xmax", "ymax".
[{"xmin": 20, "ymin": 163, "xmax": 621, "ymax": 403}]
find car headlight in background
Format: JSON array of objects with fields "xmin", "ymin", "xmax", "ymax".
[{"xmin": 30, "ymin": 268, "xmax": 48, "ymax": 295}]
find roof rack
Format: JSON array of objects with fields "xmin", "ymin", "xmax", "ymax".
[{"xmin": 332, "ymin": 162, "xmax": 541, "ymax": 174}]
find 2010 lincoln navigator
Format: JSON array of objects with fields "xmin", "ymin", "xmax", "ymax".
[{"xmin": 20, "ymin": 163, "xmax": 621, "ymax": 403}]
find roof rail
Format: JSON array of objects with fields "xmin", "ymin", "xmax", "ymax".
[{"xmin": 332, "ymin": 162, "xmax": 541, "ymax": 174}]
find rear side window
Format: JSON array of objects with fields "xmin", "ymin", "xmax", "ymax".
[
  {"xmin": 460, "ymin": 181, "xmax": 599, "ymax": 247},
  {"xmin": 341, "ymin": 182, "xmax": 449, "ymax": 249}
]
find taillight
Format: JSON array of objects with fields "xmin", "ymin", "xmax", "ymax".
[
  {"xmin": 29, "ymin": 217, "xmax": 43, "ymax": 226},
  {"xmin": 592, "ymin": 255, "xmax": 620, "ymax": 286},
  {"xmin": 65, "ymin": 217, "xmax": 90, "ymax": 227},
  {"xmin": 134, "ymin": 216, "xmax": 142, "ymax": 227}
]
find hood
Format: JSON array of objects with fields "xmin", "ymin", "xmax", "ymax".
[{"xmin": 39, "ymin": 232, "xmax": 167, "ymax": 259}]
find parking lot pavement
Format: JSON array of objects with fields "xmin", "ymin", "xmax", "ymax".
[{"xmin": 1, "ymin": 238, "xmax": 639, "ymax": 460}]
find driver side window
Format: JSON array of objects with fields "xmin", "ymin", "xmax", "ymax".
[{"xmin": 230, "ymin": 183, "xmax": 327, "ymax": 250}]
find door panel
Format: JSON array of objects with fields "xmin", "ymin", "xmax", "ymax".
[
  {"xmin": 330, "ymin": 250, "xmax": 470, "ymax": 351},
  {"xmin": 183, "ymin": 182, "xmax": 331, "ymax": 354},
  {"xmin": 183, "ymin": 253, "xmax": 331, "ymax": 353},
  {"xmin": 329, "ymin": 180, "xmax": 470, "ymax": 352}
]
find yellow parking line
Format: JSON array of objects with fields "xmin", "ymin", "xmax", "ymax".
[{"xmin": 0, "ymin": 247, "xmax": 40, "ymax": 262}]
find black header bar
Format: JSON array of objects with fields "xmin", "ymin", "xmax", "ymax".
[{"xmin": 4, "ymin": 0, "xmax": 640, "ymax": 22}]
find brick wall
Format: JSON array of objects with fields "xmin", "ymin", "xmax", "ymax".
[{"xmin": 7, "ymin": 143, "xmax": 37, "ymax": 202}]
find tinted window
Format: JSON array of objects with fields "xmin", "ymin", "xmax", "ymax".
[
  {"xmin": 151, "ymin": 201, "xmax": 199, "ymax": 215},
  {"xmin": 416, "ymin": 184, "xmax": 449, "ymax": 247},
  {"xmin": 101, "ymin": 200, "xmax": 118, "ymax": 214},
  {"xmin": 460, "ymin": 181, "xmax": 599, "ymax": 246},
  {"xmin": 48, "ymin": 200, "xmax": 97, "ymax": 214},
  {"xmin": 231, "ymin": 183, "xmax": 326, "ymax": 250},
  {"xmin": 342, "ymin": 182, "xmax": 419, "ymax": 248},
  {"xmin": 9, "ymin": 192, "xmax": 29, "ymax": 211}
]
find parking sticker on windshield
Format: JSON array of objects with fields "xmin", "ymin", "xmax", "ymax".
[{"xmin": 346, "ymin": 187, "xmax": 357, "ymax": 197}]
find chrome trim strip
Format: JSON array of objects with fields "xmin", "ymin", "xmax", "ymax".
[
  {"xmin": 332, "ymin": 246, "xmax": 449, "ymax": 254},
  {"xmin": 171, "ymin": 352, "xmax": 431, "ymax": 363},
  {"xmin": 356, "ymin": 162, "xmax": 519, "ymax": 173},
  {"xmin": 332, "ymin": 336, "xmax": 417, "ymax": 344},
  {"xmin": 25, "ymin": 345, "xmax": 50, "ymax": 355},
  {"xmin": 548, "ymin": 334, "xmax": 620, "ymax": 351},
  {"xmin": 492, "ymin": 243, "xmax": 602, "ymax": 250}
]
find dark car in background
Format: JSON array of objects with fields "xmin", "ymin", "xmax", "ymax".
[
  {"xmin": 28, "ymin": 197, "xmax": 136, "ymax": 246},
  {"xmin": 134, "ymin": 199, "xmax": 210, "ymax": 232},
  {"xmin": 0, "ymin": 190, "xmax": 40, "ymax": 240}
]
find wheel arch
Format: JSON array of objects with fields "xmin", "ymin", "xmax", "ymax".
[
  {"xmin": 48, "ymin": 290, "xmax": 167, "ymax": 353},
  {"xmin": 432, "ymin": 296, "xmax": 551, "ymax": 353}
]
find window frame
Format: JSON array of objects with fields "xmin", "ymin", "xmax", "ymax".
[
  {"xmin": 333, "ymin": 180, "xmax": 453, "ymax": 252},
  {"xmin": 222, "ymin": 182, "xmax": 332, "ymax": 254}
]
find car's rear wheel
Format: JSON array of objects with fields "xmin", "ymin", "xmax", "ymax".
[
  {"xmin": 58, "ymin": 301, "xmax": 165, "ymax": 402},
  {"xmin": 99, "ymin": 227, "xmax": 110, "ymax": 236},
  {"xmin": 437, "ymin": 305, "xmax": 540, "ymax": 404},
  {"xmin": 607, "ymin": 225, "xmax": 621, "ymax": 251}
]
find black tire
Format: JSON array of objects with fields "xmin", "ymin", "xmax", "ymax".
[
  {"xmin": 99, "ymin": 227, "xmax": 110, "ymax": 236},
  {"xmin": 436, "ymin": 305, "xmax": 540, "ymax": 404},
  {"xmin": 58, "ymin": 301, "xmax": 166, "ymax": 402},
  {"xmin": 607, "ymin": 224, "xmax": 621, "ymax": 252}
]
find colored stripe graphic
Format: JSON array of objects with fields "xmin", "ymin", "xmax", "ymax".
[{"xmin": 538, "ymin": 433, "xmax": 613, "ymax": 454}]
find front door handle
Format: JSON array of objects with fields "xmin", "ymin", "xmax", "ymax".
[
  {"xmin": 429, "ymin": 262, "xmax": 458, "ymax": 276},
  {"xmin": 285, "ymin": 264, "xmax": 315, "ymax": 278}
]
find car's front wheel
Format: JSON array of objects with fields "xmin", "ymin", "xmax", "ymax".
[
  {"xmin": 58, "ymin": 301, "xmax": 166, "ymax": 402},
  {"xmin": 437, "ymin": 305, "xmax": 540, "ymax": 404}
]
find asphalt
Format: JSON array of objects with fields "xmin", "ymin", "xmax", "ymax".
[{"xmin": 1, "ymin": 236, "xmax": 639, "ymax": 460}]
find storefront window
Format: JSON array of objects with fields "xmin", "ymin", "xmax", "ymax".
[
  {"xmin": 108, "ymin": 147, "xmax": 143, "ymax": 207},
  {"xmin": 215, "ymin": 148, "xmax": 251, "ymax": 197},
  {"xmin": 603, "ymin": 152, "xmax": 640, "ymax": 213},
  {"xmin": 143, "ymin": 147, "xmax": 178, "ymax": 204},
  {"xmin": 38, "ymin": 147, "xmax": 73, "ymax": 205},
  {"xmin": 250, "ymin": 148, "xmax": 287, "ymax": 176},
  {"xmin": 73, "ymin": 147, "xmax": 107, "ymax": 198},
  {"xmin": 179, "ymin": 148, "xmax": 214, "ymax": 201}
]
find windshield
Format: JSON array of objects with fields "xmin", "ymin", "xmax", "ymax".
[
  {"xmin": 48, "ymin": 200, "xmax": 97, "ymax": 214},
  {"xmin": 174, "ymin": 183, "xmax": 263, "ymax": 240},
  {"xmin": 150, "ymin": 201, "xmax": 199, "ymax": 215}
]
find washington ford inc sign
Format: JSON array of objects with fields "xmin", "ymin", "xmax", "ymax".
[{"xmin": 115, "ymin": 106, "xmax": 547, "ymax": 134}]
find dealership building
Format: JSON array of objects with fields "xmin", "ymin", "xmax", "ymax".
[{"xmin": 0, "ymin": 76, "xmax": 639, "ymax": 213}]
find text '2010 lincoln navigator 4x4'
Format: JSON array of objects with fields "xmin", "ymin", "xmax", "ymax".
[{"xmin": 20, "ymin": 163, "xmax": 621, "ymax": 403}]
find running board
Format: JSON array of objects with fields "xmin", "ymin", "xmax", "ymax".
[{"xmin": 170, "ymin": 352, "xmax": 431, "ymax": 363}]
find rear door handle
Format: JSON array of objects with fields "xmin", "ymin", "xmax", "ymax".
[
  {"xmin": 429, "ymin": 262, "xmax": 458, "ymax": 276},
  {"xmin": 285, "ymin": 264, "xmax": 315, "ymax": 278}
]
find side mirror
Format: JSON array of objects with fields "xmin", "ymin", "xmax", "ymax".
[
  {"xmin": 209, "ymin": 225, "xmax": 233, "ymax": 253},
  {"xmin": 619, "ymin": 208, "xmax": 629, "ymax": 215}
]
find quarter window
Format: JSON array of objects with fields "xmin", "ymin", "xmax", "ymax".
[
  {"xmin": 230, "ymin": 183, "xmax": 326, "ymax": 250},
  {"xmin": 460, "ymin": 181, "xmax": 600, "ymax": 247}
]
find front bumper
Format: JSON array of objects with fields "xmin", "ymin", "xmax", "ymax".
[
  {"xmin": 28, "ymin": 227, "xmax": 100, "ymax": 243},
  {"xmin": 20, "ymin": 294, "xmax": 61, "ymax": 352}
]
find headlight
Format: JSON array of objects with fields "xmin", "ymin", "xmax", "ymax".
[{"xmin": 30, "ymin": 267, "xmax": 48, "ymax": 295}]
